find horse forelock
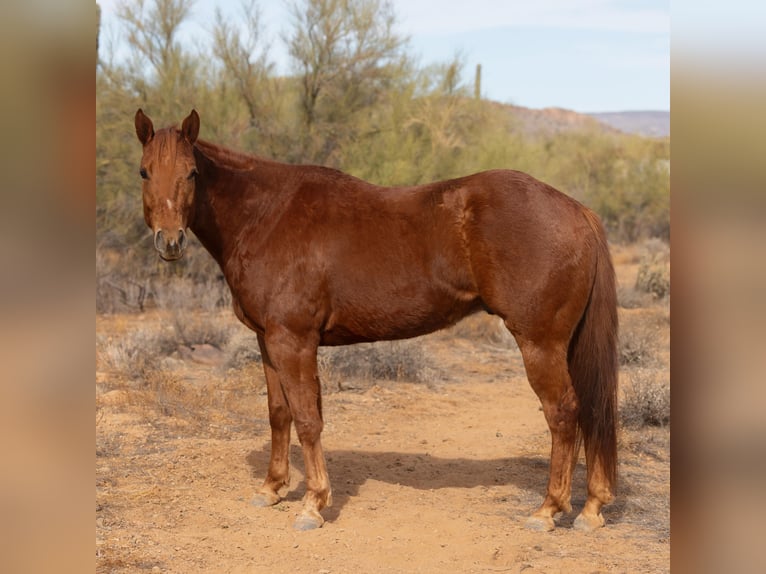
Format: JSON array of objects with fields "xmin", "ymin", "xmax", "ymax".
[
  {"xmin": 156, "ymin": 128, "xmax": 176, "ymax": 166},
  {"xmin": 151, "ymin": 126, "xmax": 193, "ymax": 168}
]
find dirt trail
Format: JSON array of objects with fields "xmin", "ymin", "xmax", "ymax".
[{"xmin": 97, "ymin": 325, "xmax": 669, "ymax": 573}]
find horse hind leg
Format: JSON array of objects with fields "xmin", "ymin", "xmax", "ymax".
[
  {"xmin": 515, "ymin": 336, "xmax": 580, "ymax": 532},
  {"xmin": 573, "ymin": 435, "xmax": 615, "ymax": 531},
  {"xmin": 554, "ymin": 402, "xmax": 615, "ymax": 532}
]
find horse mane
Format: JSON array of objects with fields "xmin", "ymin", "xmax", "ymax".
[
  {"xmin": 194, "ymin": 138, "xmax": 278, "ymax": 171},
  {"xmin": 193, "ymin": 138, "xmax": 367, "ymax": 192}
]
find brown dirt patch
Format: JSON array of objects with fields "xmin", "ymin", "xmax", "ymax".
[{"xmin": 97, "ymin": 308, "xmax": 669, "ymax": 573}]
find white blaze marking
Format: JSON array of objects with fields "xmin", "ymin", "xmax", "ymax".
[{"xmin": 166, "ymin": 199, "xmax": 173, "ymax": 209}]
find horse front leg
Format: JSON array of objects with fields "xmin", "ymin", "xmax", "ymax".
[
  {"xmin": 251, "ymin": 334, "xmax": 292, "ymax": 507},
  {"xmin": 262, "ymin": 326, "xmax": 331, "ymax": 530}
]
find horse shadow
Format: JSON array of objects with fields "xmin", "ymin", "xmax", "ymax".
[{"xmin": 245, "ymin": 444, "xmax": 632, "ymax": 528}]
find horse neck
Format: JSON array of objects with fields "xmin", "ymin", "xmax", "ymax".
[{"xmin": 189, "ymin": 143, "xmax": 284, "ymax": 267}]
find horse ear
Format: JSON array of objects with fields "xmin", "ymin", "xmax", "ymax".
[
  {"xmin": 181, "ymin": 109, "xmax": 200, "ymax": 144},
  {"xmin": 135, "ymin": 109, "xmax": 154, "ymax": 145}
]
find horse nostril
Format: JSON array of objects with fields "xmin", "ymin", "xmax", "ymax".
[
  {"xmin": 154, "ymin": 229, "xmax": 165, "ymax": 251},
  {"xmin": 178, "ymin": 229, "xmax": 187, "ymax": 250}
]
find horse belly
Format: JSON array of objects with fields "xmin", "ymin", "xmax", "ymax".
[{"xmin": 320, "ymin": 284, "xmax": 482, "ymax": 345}]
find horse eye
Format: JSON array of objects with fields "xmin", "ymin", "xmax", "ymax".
[
  {"xmin": 139, "ymin": 167, "xmax": 149, "ymax": 180},
  {"xmin": 187, "ymin": 168, "xmax": 198, "ymax": 180}
]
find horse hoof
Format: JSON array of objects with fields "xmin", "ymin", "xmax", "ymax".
[
  {"xmin": 525, "ymin": 515, "xmax": 555, "ymax": 532},
  {"xmin": 573, "ymin": 512, "xmax": 605, "ymax": 532},
  {"xmin": 251, "ymin": 491, "xmax": 281, "ymax": 507},
  {"xmin": 294, "ymin": 511, "xmax": 324, "ymax": 531}
]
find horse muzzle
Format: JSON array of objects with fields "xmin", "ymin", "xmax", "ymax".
[{"xmin": 154, "ymin": 228, "xmax": 188, "ymax": 261}]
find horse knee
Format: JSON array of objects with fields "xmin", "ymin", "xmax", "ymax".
[{"xmin": 269, "ymin": 404, "xmax": 292, "ymax": 428}]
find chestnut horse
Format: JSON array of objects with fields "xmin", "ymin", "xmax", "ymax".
[{"xmin": 134, "ymin": 109, "xmax": 618, "ymax": 532}]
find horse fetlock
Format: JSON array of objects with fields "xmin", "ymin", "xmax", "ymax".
[
  {"xmin": 525, "ymin": 496, "xmax": 566, "ymax": 531},
  {"xmin": 592, "ymin": 486, "xmax": 614, "ymax": 506},
  {"xmin": 304, "ymin": 486, "xmax": 332, "ymax": 512},
  {"xmin": 543, "ymin": 490, "xmax": 572, "ymax": 515},
  {"xmin": 251, "ymin": 489, "xmax": 282, "ymax": 508}
]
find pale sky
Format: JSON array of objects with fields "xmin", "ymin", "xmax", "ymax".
[{"xmin": 98, "ymin": 0, "xmax": 670, "ymax": 113}]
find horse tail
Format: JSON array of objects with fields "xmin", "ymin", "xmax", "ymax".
[{"xmin": 568, "ymin": 208, "xmax": 619, "ymax": 492}]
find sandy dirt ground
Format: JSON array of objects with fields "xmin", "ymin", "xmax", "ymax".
[{"xmin": 97, "ymin": 308, "xmax": 669, "ymax": 574}]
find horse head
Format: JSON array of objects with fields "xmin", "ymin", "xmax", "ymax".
[{"xmin": 134, "ymin": 109, "xmax": 200, "ymax": 261}]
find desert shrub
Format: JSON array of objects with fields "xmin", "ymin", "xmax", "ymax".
[
  {"xmin": 97, "ymin": 328, "xmax": 177, "ymax": 384},
  {"xmin": 168, "ymin": 309, "xmax": 237, "ymax": 350},
  {"xmin": 224, "ymin": 330, "xmax": 263, "ymax": 369},
  {"xmin": 96, "ymin": 240, "xmax": 232, "ymax": 315},
  {"xmin": 621, "ymin": 368, "xmax": 670, "ymax": 427},
  {"xmin": 617, "ymin": 285, "xmax": 653, "ymax": 309},
  {"xmin": 619, "ymin": 320, "xmax": 659, "ymax": 367},
  {"xmin": 318, "ymin": 340, "xmax": 431, "ymax": 390},
  {"xmin": 96, "ymin": 246, "xmax": 152, "ymax": 313},
  {"xmin": 636, "ymin": 260, "xmax": 670, "ymax": 299},
  {"xmin": 98, "ymin": 313, "xmax": 236, "ymax": 373},
  {"xmin": 364, "ymin": 341, "xmax": 429, "ymax": 381},
  {"xmin": 142, "ymin": 370, "xmax": 206, "ymax": 419},
  {"xmin": 153, "ymin": 274, "xmax": 231, "ymax": 312},
  {"xmin": 635, "ymin": 239, "xmax": 670, "ymax": 299}
]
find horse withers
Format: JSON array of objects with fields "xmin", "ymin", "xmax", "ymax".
[{"xmin": 134, "ymin": 108, "xmax": 618, "ymax": 532}]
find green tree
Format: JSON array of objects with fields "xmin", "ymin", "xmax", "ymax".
[
  {"xmin": 285, "ymin": 0, "xmax": 408, "ymax": 164},
  {"xmin": 115, "ymin": 0, "xmax": 201, "ymax": 119},
  {"xmin": 210, "ymin": 0, "xmax": 288, "ymax": 154}
]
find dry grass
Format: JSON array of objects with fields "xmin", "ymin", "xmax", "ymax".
[
  {"xmin": 621, "ymin": 368, "xmax": 670, "ymax": 428},
  {"xmin": 634, "ymin": 239, "xmax": 670, "ymax": 299},
  {"xmin": 152, "ymin": 275, "xmax": 231, "ymax": 312},
  {"xmin": 617, "ymin": 284, "xmax": 654, "ymax": 309},
  {"xmin": 169, "ymin": 309, "xmax": 238, "ymax": 349},
  {"xmin": 96, "ymin": 310, "xmax": 264, "ymax": 437},
  {"xmin": 618, "ymin": 316, "xmax": 660, "ymax": 367},
  {"xmin": 96, "ymin": 327, "xmax": 176, "ymax": 386},
  {"xmin": 223, "ymin": 330, "xmax": 262, "ymax": 369},
  {"xmin": 318, "ymin": 339, "xmax": 434, "ymax": 391},
  {"xmin": 617, "ymin": 304, "xmax": 670, "ymax": 428},
  {"xmin": 610, "ymin": 243, "xmax": 644, "ymax": 266}
]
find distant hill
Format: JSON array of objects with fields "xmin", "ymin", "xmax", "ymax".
[
  {"xmin": 489, "ymin": 103, "xmax": 669, "ymax": 139},
  {"xmin": 499, "ymin": 104, "xmax": 606, "ymax": 135},
  {"xmin": 588, "ymin": 111, "xmax": 670, "ymax": 138}
]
